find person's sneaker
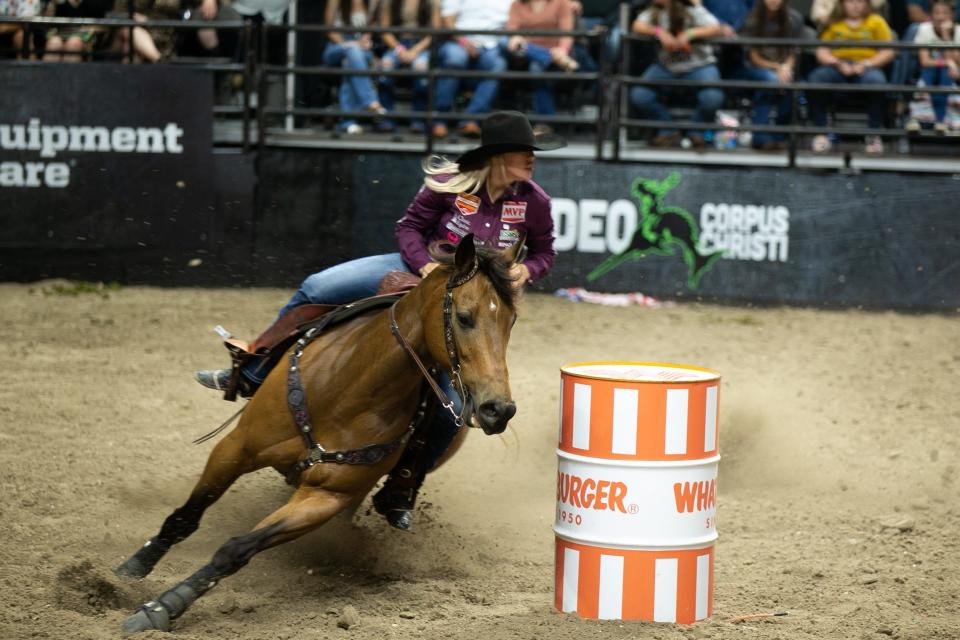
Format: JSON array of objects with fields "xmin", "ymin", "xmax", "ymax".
[
  {"xmin": 195, "ymin": 369, "xmax": 232, "ymax": 391},
  {"xmin": 688, "ymin": 133, "xmax": 708, "ymax": 150},
  {"xmin": 933, "ymin": 122, "xmax": 949, "ymax": 135},
  {"xmin": 864, "ymin": 135, "xmax": 884, "ymax": 155},
  {"xmin": 811, "ymin": 134, "xmax": 832, "ymax": 153},
  {"xmin": 345, "ymin": 123, "xmax": 363, "ymax": 135},
  {"xmin": 905, "ymin": 119, "xmax": 921, "ymax": 134}
]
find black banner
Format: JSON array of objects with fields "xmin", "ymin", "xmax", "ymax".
[
  {"xmin": 0, "ymin": 64, "xmax": 215, "ymax": 283},
  {"xmin": 332, "ymin": 153, "xmax": 960, "ymax": 310}
]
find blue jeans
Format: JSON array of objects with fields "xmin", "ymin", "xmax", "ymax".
[
  {"xmin": 807, "ymin": 64, "xmax": 888, "ymax": 129},
  {"xmin": 245, "ymin": 253, "xmax": 461, "ymax": 469},
  {"xmin": 735, "ymin": 65, "xmax": 794, "ymax": 146},
  {"xmin": 322, "ymin": 42, "xmax": 379, "ymax": 130},
  {"xmin": 922, "ymin": 66, "xmax": 954, "ymax": 122},
  {"xmin": 435, "ymin": 40, "xmax": 507, "ymax": 122},
  {"xmin": 506, "ymin": 42, "xmax": 562, "ymax": 115},
  {"xmin": 379, "ymin": 38, "xmax": 431, "ymax": 128},
  {"xmin": 628, "ymin": 63, "xmax": 725, "ymax": 136},
  {"xmin": 891, "ymin": 23, "xmax": 920, "ymax": 87}
]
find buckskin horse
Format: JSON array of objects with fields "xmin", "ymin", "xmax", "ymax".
[{"xmin": 115, "ymin": 236, "xmax": 521, "ymax": 633}]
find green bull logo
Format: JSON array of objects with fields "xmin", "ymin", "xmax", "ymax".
[{"xmin": 587, "ymin": 173, "xmax": 723, "ymax": 289}]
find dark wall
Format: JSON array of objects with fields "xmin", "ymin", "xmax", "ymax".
[{"xmin": 254, "ymin": 150, "xmax": 959, "ymax": 310}]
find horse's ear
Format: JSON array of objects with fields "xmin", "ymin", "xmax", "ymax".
[
  {"xmin": 503, "ymin": 232, "xmax": 527, "ymax": 265},
  {"xmin": 455, "ymin": 233, "xmax": 477, "ymax": 272}
]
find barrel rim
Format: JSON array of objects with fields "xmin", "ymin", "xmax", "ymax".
[
  {"xmin": 560, "ymin": 361, "xmax": 721, "ymax": 383},
  {"xmin": 556, "ymin": 449, "xmax": 721, "ymax": 467},
  {"xmin": 554, "ymin": 531, "xmax": 719, "ymax": 550}
]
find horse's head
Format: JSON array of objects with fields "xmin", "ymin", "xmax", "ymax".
[{"xmin": 425, "ymin": 236, "xmax": 522, "ymax": 435}]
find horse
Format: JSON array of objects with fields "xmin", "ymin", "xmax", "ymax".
[{"xmin": 115, "ymin": 236, "xmax": 521, "ymax": 633}]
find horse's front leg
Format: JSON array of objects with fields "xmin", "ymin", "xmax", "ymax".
[
  {"xmin": 115, "ymin": 431, "xmax": 255, "ymax": 579},
  {"xmin": 120, "ymin": 486, "xmax": 357, "ymax": 633}
]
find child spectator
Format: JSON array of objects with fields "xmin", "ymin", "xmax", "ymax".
[
  {"xmin": 807, "ymin": 0, "xmax": 895, "ymax": 154},
  {"xmin": 906, "ymin": 0, "xmax": 960, "ymax": 133},
  {"xmin": 737, "ymin": 0, "xmax": 807, "ymax": 150},
  {"xmin": 504, "ymin": 0, "xmax": 579, "ymax": 130},
  {"xmin": 0, "ymin": 0, "xmax": 44, "ymax": 57},
  {"xmin": 377, "ymin": 0, "xmax": 441, "ymax": 133},
  {"xmin": 44, "ymin": 0, "xmax": 113, "ymax": 61},
  {"xmin": 629, "ymin": 0, "xmax": 727, "ymax": 148},
  {"xmin": 434, "ymin": 0, "xmax": 511, "ymax": 138},
  {"xmin": 322, "ymin": 0, "xmax": 387, "ymax": 135}
]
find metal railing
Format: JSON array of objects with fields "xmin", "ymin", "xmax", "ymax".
[{"xmin": 2, "ymin": 13, "xmax": 958, "ymax": 167}]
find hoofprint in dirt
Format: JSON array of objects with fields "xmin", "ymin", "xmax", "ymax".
[{"xmin": 0, "ymin": 282, "xmax": 957, "ymax": 640}]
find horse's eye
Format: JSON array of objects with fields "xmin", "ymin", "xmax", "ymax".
[{"xmin": 456, "ymin": 312, "xmax": 474, "ymax": 329}]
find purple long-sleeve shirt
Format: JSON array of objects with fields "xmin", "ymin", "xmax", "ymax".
[{"xmin": 394, "ymin": 178, "xmax": 556, "ymax": 282}]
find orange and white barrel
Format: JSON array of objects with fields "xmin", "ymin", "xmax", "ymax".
[{"xmin": 554, "ymin": 362, "xmax": 721, "ymax": 623}]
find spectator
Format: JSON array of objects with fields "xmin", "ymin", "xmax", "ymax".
[
  {"xmin": 377, "ymin": 0, "xmax": 442, "ymax": 132},
  {"xmin": 44, "ymin": 0, "xmax": 113, "ymax": 61},
  {"xmin": 808, "ymin": 0, "xmax": 895, "ymax": 154},
  {"xmin": 629, "ymin": 0, "xmax": 727, "ymax": 148},
  {"xmin": 0, "ymin": 0, "xmax": 44, "ymax": 58},
  {"xmin": 176, "ymin": 0, "xmax": 243, "ymax": 59},
  {"xmin": 504, "ymin": 0, "xmax": 579, "ymax": 130},
  {"xmin": 810, "ymin": 0, "xmax": 885, "ymax": 28},
  {"xmin": 575, "ymin": 0, "xmax": 619, "ymax": 66},
  {"xmin": 737, "ymin": 0, "xmax": 807, "ymax": 150},
  {"xmin": 890, "ymin": 0, "xmax": 960, "ymax": 86},
  {"xmin": 434, "ymin": 0, "xmax": 511, "ymax": 138},
  {"xmin": 702, "ymin": 0, "xmax": 752, "ymax": 31},
  {"xmin": 110, "ymin": 10, "xmax": 162, "ymax": 63},
  {"xmin": 905, "ymin": 0, "xmax": 959, "ymax": 133},
  {"xmin": 322, "ymin": 0, "xmax": 387, "ymax": 134}
]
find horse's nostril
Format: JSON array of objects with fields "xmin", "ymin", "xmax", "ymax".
[{"xmin": 479, "ymin": 400, "xmax": 516, "ymax": 423}]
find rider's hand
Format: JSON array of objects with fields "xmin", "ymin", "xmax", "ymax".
[{"xmin": 509, "ymin": 263, "xmax": 530, "ymax": 288}]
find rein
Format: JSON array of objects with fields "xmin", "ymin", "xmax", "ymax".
[{"xmin": 389, "ymin": 259, "xmax": 479, "ymax": 430}]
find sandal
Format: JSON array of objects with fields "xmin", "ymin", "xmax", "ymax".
[
  {"xmin": 811, "ymin": 134, "xmax": 831, "ymax": 154},
  {"xmin": 554, "ymin": 53, "xmax": 579, "ymax": 72}
]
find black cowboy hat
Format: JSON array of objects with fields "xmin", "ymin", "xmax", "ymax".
[{"xmin": 456, "ymin": 111, "xmax": 566, "ymax": 169}]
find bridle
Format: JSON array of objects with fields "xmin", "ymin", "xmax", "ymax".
[
  {"xmin": 282, "ymin": 257, "xmax": 482, "ymax": 483},
  {"xmin": 390, "ymin": 257, "xmax": 480, "ymax": 429}
]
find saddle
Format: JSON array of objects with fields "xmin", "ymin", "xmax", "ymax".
[{"xmin": 220, "ymin": 270, "xmax": 421, "ymax": 401}]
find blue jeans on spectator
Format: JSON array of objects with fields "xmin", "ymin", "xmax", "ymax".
[
  {"xmin": 379, "ymin": 38, "xmax": 431, "ymax": 130},
  {"xmin": 628, "ymin": 63, "xmax": 725, "ymax": 136},
  {"xmin": 891, "ymin": 23, "xmax": 920, "ymax": 87},
  {"xmin": 735, "ymin": 65, "xmax": 794, "ymax": 146},
  {"xmin": 247, "ymin": 251, "xmax": 460, "ymax": 469},
  {"xmin": 807, "ymin": 64, "xmax": 888, "ymax": 129},
  {"xmin": 323, "ymin": 41, "xmax": 379, "ymax": 131},
  {"xmin": 507, "ymin": 42, "xmax": 563, "ymax": 115},
  {"xmin": 921, "ymin": 66, "xmax": 955, "ymax": 121},
  {"xmin": 435, "ymin": 40, "xmax": 507, "ymax": 124}
]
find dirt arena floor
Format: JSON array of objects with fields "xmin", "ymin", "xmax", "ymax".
[{"xmin": 1, "ymin": 282, "xmax": 958, "ymax": 640}]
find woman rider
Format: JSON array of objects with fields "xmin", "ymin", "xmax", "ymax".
[{"xmin": 195, "ymin": 110, "xmax": 565, "ymax": 529}]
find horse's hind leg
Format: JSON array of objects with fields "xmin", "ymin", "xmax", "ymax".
[
  {"xmin": 121, "ymin": 486, "xmax": 354, "ymax": 633},
  {"xmin": 115, "ymin": 432, "xmax": 254, "ymax": 579}
]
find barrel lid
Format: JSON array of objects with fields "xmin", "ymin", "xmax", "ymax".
[{"xmin": 560, "ymin": 361, "xmax": 720, "ymax": 383}]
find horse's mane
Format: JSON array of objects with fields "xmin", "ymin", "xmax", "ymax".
[{"xmin": 428, "ymin": 241, "xmax": 520, "ymax": 311}]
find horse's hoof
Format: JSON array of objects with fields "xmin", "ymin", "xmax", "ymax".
[
  {"xmin": 114, "ymin": 557, "xmax": 149, "ymax": 580},
  {"xmin": 385, "ymin": 509, "xmax": 413, "ymax": 531},
  {"xmin": 122, "ymin": 602, "xmax": 170, "ymax": 634}
]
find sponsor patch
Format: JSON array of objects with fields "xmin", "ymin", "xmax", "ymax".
[
  {"xmin": 499, "ymin": 228, "xmax": 520, "ymax": 242},
  {"xmin": 501, "ymin": 201, "xmax": 527, "ymax": 223},
  {"xmin": 455, "ymin": 192, "xmax": 481, "ymax": 216},
  {"xmin": 445, "ymin": 219, "xmax": 468, "ymax": 239}
]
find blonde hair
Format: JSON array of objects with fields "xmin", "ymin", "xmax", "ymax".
[{"xmin": 422, "ymin": 155, "xmax": 491, "ymax": 194}]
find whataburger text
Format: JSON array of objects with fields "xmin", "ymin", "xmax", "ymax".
[{"xmin": 0, "ymin": 118, "xmax": 186, "ymax": 188}]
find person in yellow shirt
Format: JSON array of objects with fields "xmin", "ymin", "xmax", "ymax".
[{"xmin": 807, "ymin": 0, "xmax": 895, "ymax": 154}]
